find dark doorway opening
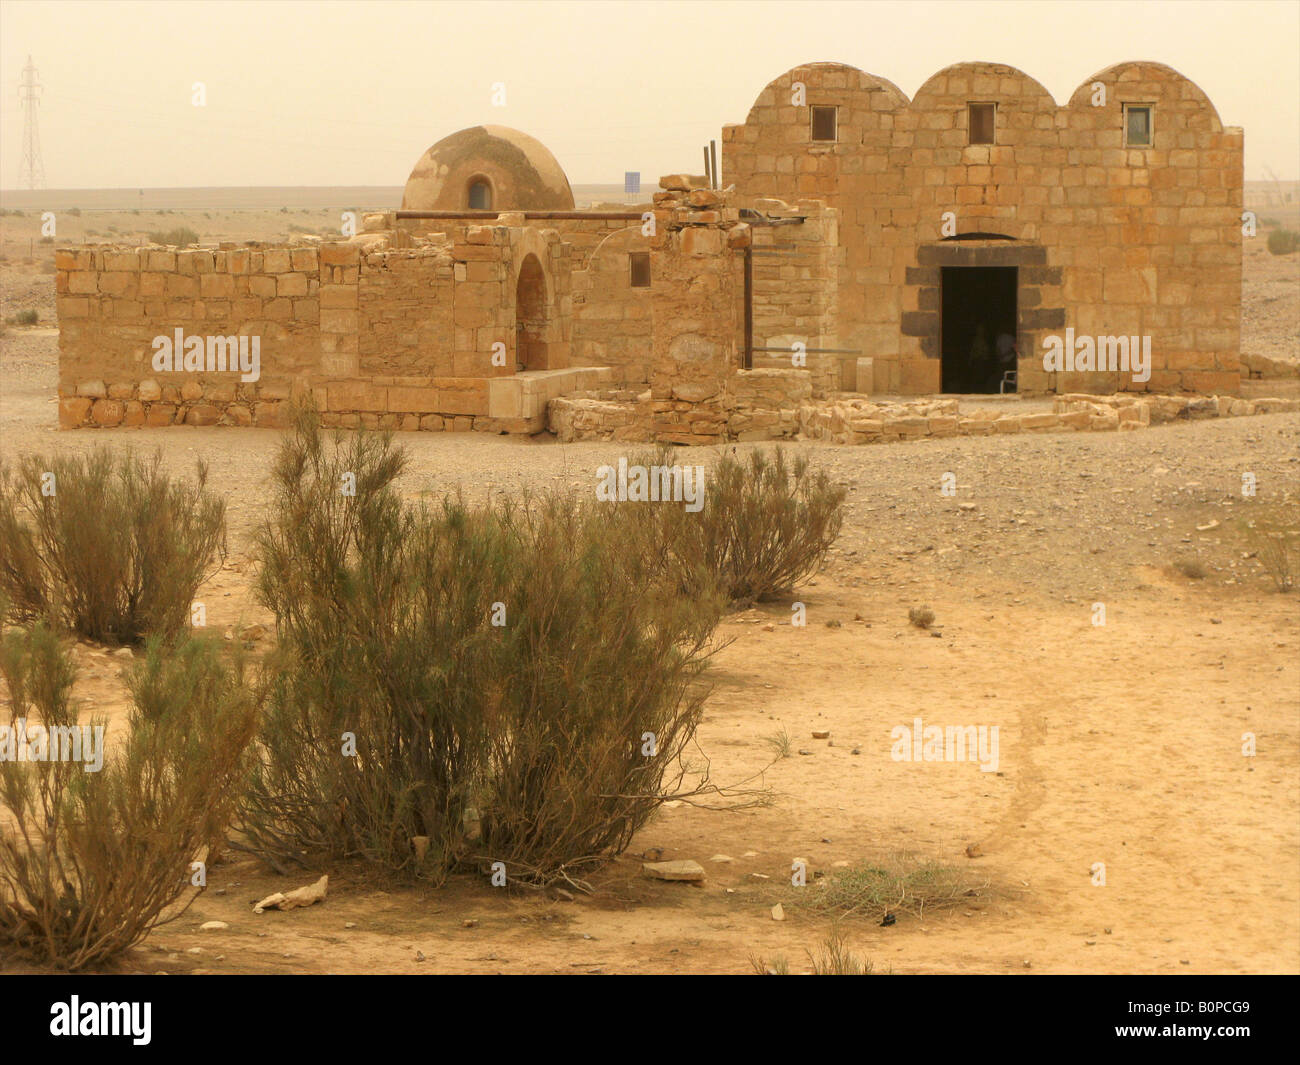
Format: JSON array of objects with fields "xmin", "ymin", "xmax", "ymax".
[
  {"xmin": 515, "ymin": 254, "xmax": 548, "ymax": 371},
  {"xmin": 941, "ymin": 266, "xmax": 1018, "ymax": 393}
]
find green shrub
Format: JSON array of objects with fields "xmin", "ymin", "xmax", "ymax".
[
  {"xmin": 1267, "ymin": 228, "xmax": 1299, "ymax": 255},
  {"xmin": 0, "ymin": 624, "xmax": 258, "ymax": 969},
  {"xmin": 239, "ymin": 409, "xmax": 723, "ymax": 885},
  {"xmin": 0, "ymin": 449, "xmax": 226, "ymax": 645},
  {"xmin": 146, "ymin": 226, "xmax": 200, "ymax": 247},
  {"xmin": 632, "ymin": 447, "xmax": 846, "ymax": 605}
]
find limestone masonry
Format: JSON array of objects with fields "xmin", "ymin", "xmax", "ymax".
[{"xmin": 56, "ymin": 59, "xmax": 1250, "ymax": 441}]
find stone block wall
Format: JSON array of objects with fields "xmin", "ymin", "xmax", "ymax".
[
  {"xmin": 747, "ymin": 198, "xmax": 842, "ymax": 394},
  {"xmin": 56, "ymin": 220, "xmax": 575, "ymax": 431},
  {"xmin": 647, "ymin": 181, "xmax": 749, "ymax": 444},
  {"xmin": 722, "ymin": 59, "xmax": 1244, "ymax": 396}
]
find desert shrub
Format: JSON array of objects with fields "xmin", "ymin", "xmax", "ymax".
[
  {"xmin": 239, "ymin": 410, "xmax": 724, "ymax": 885},
  {"xmin": 908, "ymin": 605, "xmax": 936, "ymax": 629},
  {"xmin": 1238, "ymin": 497, "xmax": 1300, "ymax": 592},
  {"xmin": 1267, "ymin": 228, "xmax": 1299, "ymax": 255},
  {"xmin": 146, "ymin": 226, "xmax": 200, "ymax": 247},
  {"xmin": 0, "ymin": 624, "xmax": 258, "ymax": 969},
  {"xmin": 473, "ymin": 494, "xmax": 722, "ymax": 881},
  {"xmin": 628, "ymin": 447, "xmax": 846, "ymax": 605},
  {"xmin": 0, "ymin": 448, "xmax": 226, "ymax": 645},
  {"xmin": 67, "ymin": 208, "xmax": 81, "ymax": 217},
  {"xmin": 1175, "ymin": 559, "xmax": 1207, "ymax": 580},
  {"xmin": 8, "ymin": 309, "xmax": 38, "ymax": 326}
]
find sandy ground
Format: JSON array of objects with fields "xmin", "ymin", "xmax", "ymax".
[{"xmin": 0, "ymin": 210, "xmax": 1298, "ymax": 975}]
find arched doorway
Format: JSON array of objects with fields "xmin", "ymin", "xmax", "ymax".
[{"xmin": 515, "ymin": 254, "xmax": 548, "ymax": 371}]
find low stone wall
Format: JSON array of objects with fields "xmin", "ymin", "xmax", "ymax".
[{"xmin": 799, "ymin": 393, "xmax": 1299, "ymax": 445}]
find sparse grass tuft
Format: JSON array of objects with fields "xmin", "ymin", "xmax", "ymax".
[
  {"xmin": 807, "ymin": 930, "xmax": 875, "ymax": 974},
  {"xmin": 763, "ymin": 726, "xmax": 793, "ymax": 759},
  {"xmin": 799, "ymin": 852, "xmax": 986, "ymax": 921}
]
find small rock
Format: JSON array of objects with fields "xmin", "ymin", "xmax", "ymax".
[
  {"xmin": 771, "ymin": 903, "xmax": 785, "ymax": 922},
  {"xmin": 253, "ymin": 874, "xmax": 328, "ymax": 914},
  {"xmin": 709, "ymin": 854, "xmax": 733, "ymax": 863},
  {"xmin": 763, "ymin": 623, "xmax": 775, "ymax": 632},
  {"xmin": 643, "ymin": 859, "xmax": 706, "ymax": 883},
  {"xmin": 811, "ymin": 729, "xmax": 830, "ymax": 739},
  {"xmin": 345, "ymin": 922, "xmax": 357, "ymax": 929},
  {"xmin": 199, "ymin": 921, "xmax": 228, "ymax": 931},
  {"xmin": 797, "ymin": 748, "xmax": 813, "ymax": 756},
  {"xmin": 186, "ymin": 947, "xmax": 202, "ymax": 955},
  {"xmin": 851, "ymin": 747, "xmax": 861, "ymax": 755},
  {"xmin": 111, "ymin": 647, "xmax": 133, "ymax": 659},
  {"xmin": 415, "ymin": 950, "xmax": 425, "ymax": 961},
  {"xmin": 965, "ymin": 843, "xmax": 983, "ymax": 858},
  {"xmin": 463, "ymin": 919, "xmax": 479, "ymax": 928}
]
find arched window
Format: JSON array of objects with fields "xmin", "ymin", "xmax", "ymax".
[{"xmin": 468, "ymin": 179, "xmax": 492, "ymax": 210}]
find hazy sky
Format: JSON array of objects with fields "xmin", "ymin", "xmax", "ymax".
[{"xmin": 1, "ymin": 0, "xmax": 1297, "ymax": 190}]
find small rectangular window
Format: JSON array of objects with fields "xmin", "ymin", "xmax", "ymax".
[
  {"xmin": 1124, "ymin": 105, "xmax": 1152, "ymax": 147},
  {"xmin": 629, "ymin": 252, "xmax": 650, "ymax": 288},
  {"xmin": 811, "ymin": 106, "xmax": 837, "ymax": 142},
  {"xmin": 968, "ymin": 102, "xmax": 995, "ymax": 145}
]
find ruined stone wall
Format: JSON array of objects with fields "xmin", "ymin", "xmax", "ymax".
[
  {"xmin": 747, "ymin": 198, "xmax": 841, "ymax": 395},
  {"xmin": 722, "ymin": 60, "xmax": 1243, "ymax": 396},
  {"xmin": 647, "ymin": 181, "xmax": 749, "ymax": 444},
  {"xmin": 56, "ymin": 221, "xmax": 574, "ymax": 431}
]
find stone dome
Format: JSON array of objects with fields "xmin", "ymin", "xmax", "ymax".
[{"xmin": 401, "ymin": 125, "xmax": 575, "ymax": 211}]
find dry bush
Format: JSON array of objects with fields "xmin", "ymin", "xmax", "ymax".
[
  {"xmin": 908, "ymin": 605, "xmax": 936, "ymax": 629},
  {"xmin": 629, "ymin": 446, "xmax": 846, "ymax": 605},
  {"xmin": 1238, "ymin": 497, "xmax": 1300, "ymax": 592},
  {"xmin": 799, "ymin": 852, "xmax": 987, "ymax": 922},
  {"xmin": 0, "ymin": 449, "xmax": 226, "ymax": 646},
  {"xmin": 750, "ymin": 932, "xmax": 877, "ymax": 975},
  {"xmin": 0, "ymin": 623, "xmax": 258, "ymax": 969},
  {"xmin": 239, "ymin": 409, "xmax": 727, "ymax": 886},
  {"xmin": 473, "ymin": 494, "xmax": 723, "ymax": 883}
]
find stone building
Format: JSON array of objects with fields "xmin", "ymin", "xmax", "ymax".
[
  {"xmin": 55, "ymin": 60, "xmax": 1244, "ymax": 440},
  {"xmin": 723, "ymin": 60, "xmax": 1243, "ymax": 396}
]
